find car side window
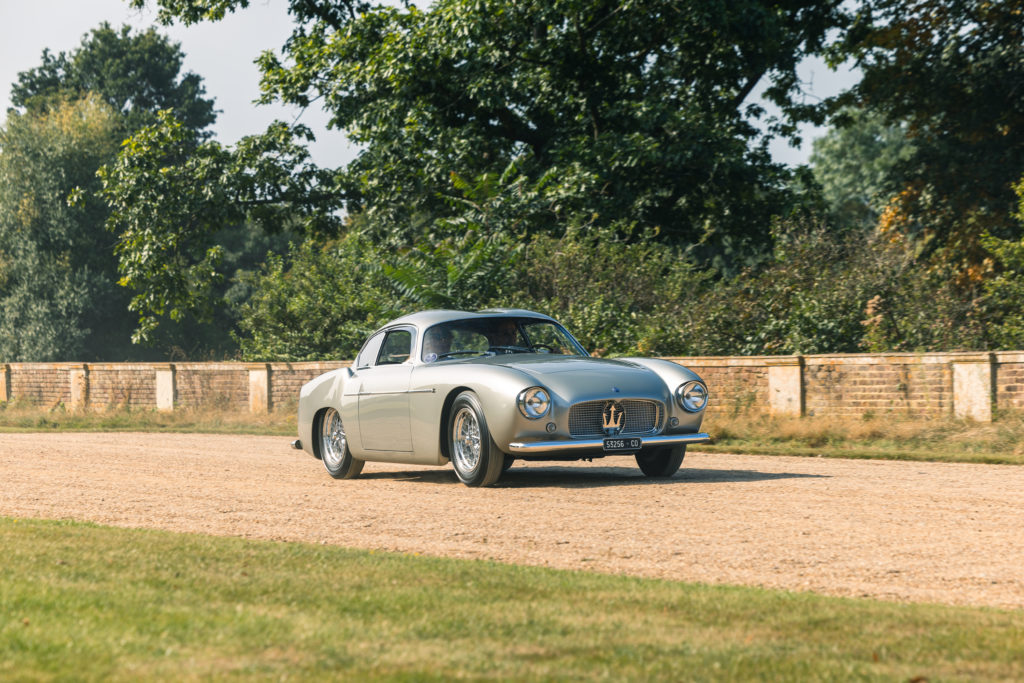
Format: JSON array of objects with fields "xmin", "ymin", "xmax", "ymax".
[
  {"xmin": 377, "ymin": 329, "xmax": 413, "ymax": 365},
  {"xmin": 355, "ymin": 332, "xmax": 386, "ymax": 369}
]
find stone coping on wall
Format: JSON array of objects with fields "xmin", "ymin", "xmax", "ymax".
[
  {"xmin": 665, "ymin": 351, "xmax": 1015, "ymax": 367},
  {"xmin": 1, "ymin": 360, "xmax": 353, "ymax": 371}
]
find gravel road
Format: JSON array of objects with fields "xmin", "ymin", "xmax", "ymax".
[{"xmin": 1, "ymin": 432, "xmax": 1022, "ymax": 609}]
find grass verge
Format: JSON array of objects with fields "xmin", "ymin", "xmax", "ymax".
[
  {"xmin": 2, "ymin": 517, "xmax": 1022, "ymax": 681},
  {"xmin": 3, "ymin": 401, "xmax": 1024, "ymax": 464},
  {"xmin": 0, "ymin": 401, "xmax": 294, "ymax": 436},
  {"xmin": 702, "ymin": 413, "xmax": 1024, "ymax": 465}
]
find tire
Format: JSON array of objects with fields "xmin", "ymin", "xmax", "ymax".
[
  {"xmin": 635, "ymin": 445, "xmax": 686, "ymax": 478},
  {"xmin": 317, "ymin": 408, "xmax": 364, "ymax": 479},
  {"xmin": 448, "ymin": 391, "xmax": 505, "ymax": 487},
  {"xmin": 502, "ymin": 455, "xmax": 515, "ymax": 472}
]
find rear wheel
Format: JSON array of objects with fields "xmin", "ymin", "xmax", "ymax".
[
  {"xmin": 635, "ymin": 445, "xmax": 685, "ymax": 478},
  {"xmin": 317, "ymin": 408, "xmax": 364, "ymax": 479},
  {"xmin": 448, "ymin": 391, "xmax": 504, "ymax": 487}
]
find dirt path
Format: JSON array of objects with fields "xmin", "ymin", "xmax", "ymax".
[{"xmin": 1, "ymin": 432, "xmax": 1022, "ymax": 609}]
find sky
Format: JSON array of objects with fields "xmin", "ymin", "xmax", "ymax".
[{"xmin": 1, "ymin": 0, "xmax": 859, "ymax": 169}]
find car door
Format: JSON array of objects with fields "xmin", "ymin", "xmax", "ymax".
[{"xmin": 357, "ymin": 327, "xmax": 414, "ymax": 452}]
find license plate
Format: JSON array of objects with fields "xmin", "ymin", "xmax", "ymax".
[{"xmin": 603, "ymin": 437, "xmax": 642, "ymax": 452}]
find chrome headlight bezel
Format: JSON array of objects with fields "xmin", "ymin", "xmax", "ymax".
[
  {"xmin": 676, "ymin": 381, "xmax": 709, "ymax": 412},
  {"xmin": 517, "ymin": 386, "xmax": 551, "ymax": 419}
]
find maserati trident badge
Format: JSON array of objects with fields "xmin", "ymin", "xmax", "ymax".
[{"xmin": 602, "ymin": 400, "xmax": 625, "ymax": 435}]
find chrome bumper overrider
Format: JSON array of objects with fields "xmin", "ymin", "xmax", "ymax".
[{"xmin": 507, "ymin": 432, "xmax": 711, "ymax": 454}]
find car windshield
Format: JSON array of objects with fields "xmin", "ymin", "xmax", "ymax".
[{"xmin": 421, "ymin": 317, "xmax": 587, "ymax": 362}]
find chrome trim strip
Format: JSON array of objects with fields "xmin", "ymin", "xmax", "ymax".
[
  {"xmin": 345, "ymin": 388, "xmax": 437, "ymax": 397},
  {"xmin": 508, "ymin": 432, "xmax": 711, "ymax": 454}
]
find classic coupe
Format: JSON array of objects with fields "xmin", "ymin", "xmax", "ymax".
[{"xmin": 293, "ymin": 309, "xmax": 711, "ymax": 486}]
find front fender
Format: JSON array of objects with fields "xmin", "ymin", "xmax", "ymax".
[
  {"xmin": 622, "ymin": 357, "xmax": 708, "ymax": 432},
  {"xmin": 409, "ymin": 364, "xmax": 538, "ymax": 463},
  {"xmin": 297, "ymin": 368, "xmax": 354, "ymax": 459}
]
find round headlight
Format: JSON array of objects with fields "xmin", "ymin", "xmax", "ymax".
[
  {"xmin": 676, "ymin": 381, "xmax": 708, "ymax": 412},
  {"xmin": 517, "ymin": 387, "xmax": 551, "ymax": 419}
]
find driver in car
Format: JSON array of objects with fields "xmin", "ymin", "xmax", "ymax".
[
  {"xmin": 487, "ymin": 319, "xmax": 520, "ymax": 350},
  {"xmin": 422, "ymin": 326, "xmax": 453, "ymax": 362}
]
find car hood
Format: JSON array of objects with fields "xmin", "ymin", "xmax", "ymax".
[{"xmin": 465, "ymin": 354, "xmax": 668, "ymax": 403}]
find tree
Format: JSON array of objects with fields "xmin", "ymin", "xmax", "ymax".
[
  {"xmin": 0, "ymin": 24, "xmax": 229, "ymax": 360},
  {"xmin": 830, "ymin": 0, "xmax": 1024, "ymax": 268},
  {"xmin": 235, "ymin": 234, "xmax": 399, "ymax": 361},
  {"xmin": 810, "ymin": 107, "xmax": 915, "ymax": 230},
  {"xmin": 11, "ymin": 22, "xmax": 216, "ymax": 135},
  {"xmin": 982, "ymin": 178, "xmax": 1024, "ymax": 350},
  {"xmin": 0, "ymin": 96, "xmax": 129, "ymax": 361},
  {"xmin": 137, "ymin": 0, "xmax": 850, "ymax": 266},
  {"xmin": 99, "ymin": 111, "xmax": 342, "ymax": 344}
]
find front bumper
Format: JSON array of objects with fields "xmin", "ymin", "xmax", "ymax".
[{"xmin": 507, "ymin": 432, "xmax": 711, "ymax": 454}]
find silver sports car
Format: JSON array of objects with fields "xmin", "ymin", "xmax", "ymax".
[{"xmin": 294, "ymin": 309, "xmax": 711, "ymax": 486}]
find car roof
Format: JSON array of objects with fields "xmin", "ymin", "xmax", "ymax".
[{"xmin": 379, "ymin": 308, "xmax": 557, "ymax": 332}]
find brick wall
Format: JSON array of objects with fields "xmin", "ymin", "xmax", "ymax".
[
  {"xmin": 995, "ymin": 352, "xmax": 1024, "ymax": 413},
  {"xmin": 662, "ymin": 357, "xmax": 770, "ymax": 417},
  {"xmin": 0, "ymin": 352, "xmax": 1021, "ymax": 420},
  {"xmin": 269, "ymin": 362, "xmax": 350, "ymax": 409},
  {"xmin": 87, "ymin": 364, "xmax": 158, "ymax": 409},
  {"xmin": 802, "ymin": 355, "xmax": 952, "ymax": 418},
  {"xmin": 174, "ymin": 364, "xmax": 250, "ymax": 411},
  {"xmin": 5, "ymin": 364, "xmax": 75, "ymax": 407}
]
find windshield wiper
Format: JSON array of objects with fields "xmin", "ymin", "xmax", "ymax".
[
  {"xmin": 486, "ymin": 345, "xmax": 532, "ymax": 354},
  {"xmin": 434, "ymin": 350, "xmax": 482, "ymax": 360}
]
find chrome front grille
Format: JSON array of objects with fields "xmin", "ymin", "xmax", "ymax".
[{"xmin": 568, "ymin": 399, "xmax": 663, "ymax": 437}]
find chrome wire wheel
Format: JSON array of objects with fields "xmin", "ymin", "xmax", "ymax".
[
  {"xmin": 451, "ymin": 406, "xmax": 482, "ymax": 474},
  {"xmin": 320, "ymin": 408, "xmax": 347, "ymax": 471}
]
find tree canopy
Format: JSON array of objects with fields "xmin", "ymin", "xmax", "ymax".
[
  {"xmin": 831, "ymin": 0, "xmax": 1024, "ymax": 267},
  {"xmin": 0, "ymin": 24, "xmax": 223, "ymax": 360},
  {"xmin": 135, "ymin": 0, "xmax": 849, "ymax": 265},
  {"xmin": 0, "ymin": 96, "xmax": 128, "ymax": 361},
  {"xmin": 11, "ymin": 22, "xmax": 217, "ymax": 135},
  {"xmin": 98, "ymin": 112, "xmax": 338, "ymax": 343}
]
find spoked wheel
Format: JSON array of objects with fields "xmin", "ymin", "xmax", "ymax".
[
  {"xmin": 448, "ymin": 391, "xmax": 504, "ymax": 487},
  {"xmin": 318, "ymin": 408, "xmax": 364, "ymax": 479},
  {"xmin": 635, "ymin": 445, "xmax": 686, "ymax": 478}
]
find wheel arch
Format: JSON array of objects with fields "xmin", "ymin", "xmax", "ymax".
[
  {"xmin": 310, "ymin": 407, "xmax": 332, "ymax": 461},
  {"xmin": 438, "ymin": 385, "xmax": 473, "ymax": 462}
]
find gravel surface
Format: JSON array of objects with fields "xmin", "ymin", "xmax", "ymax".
[{"xmin": 2, "ymin": 432, "xmax": 1022, "ymax": 609}]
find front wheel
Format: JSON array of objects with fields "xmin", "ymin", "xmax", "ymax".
[
  {"xmin": 635, "ymin": 445, "xmax": 686, "ymax": 478},
  {"xmin": 448, "ymin": 391, "xmax": 505, "ymax": 487},
  {"xmin": 317, "ymin": 408, "xmax": 364, "ymax": 479}
]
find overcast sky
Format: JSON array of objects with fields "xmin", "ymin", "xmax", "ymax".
[{"xmin": 1, "ymin": 0, "xmax": 858, "ymax": 169}]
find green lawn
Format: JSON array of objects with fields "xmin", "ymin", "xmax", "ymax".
[{"xmin": 1, "ymin": 517, "xmax": 1022, "ymax": 681}]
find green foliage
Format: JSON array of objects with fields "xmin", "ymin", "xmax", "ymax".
[
  {"xmin": 510, "ymin": 229, "xmax": 709, "ymax": 356},
  {"xmin": 381, "ymin": 229, "xmax": 523, "ymax": 310},
  {"xmin": 810, "ymin": 107, "xmax": 916, "ymax": 230},
  {"xmin": 235, "ymin": 212, "xmax": 1003, "ymax": 360},
  {"xmin": 0, "ymin": 22, "xmax": 231, "ymax": 361},
  {"xmin": 235, "ymin": 234, "xmax": 399, "ymax": 361},
  {"xmin": 99, "ymin": 111, "xmax": 341, "ymax": 344},
  {"xmin": 12, "ymin": 22, "xmax": 216, "ymax": 136},
  {"xmin": 983, "ymin": 179, "xmax": 1024, "ymax": 349},
  {"xmin": 665, "ymin": 218, "xmax": 896, "ymax": 356},
  {"xmin": 0, "ymin": 97, "xmax": 131, "ymax": 361},
  {"xmin": 141, "ymin": 0, "xmax": 849, "ymax": 267}
]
